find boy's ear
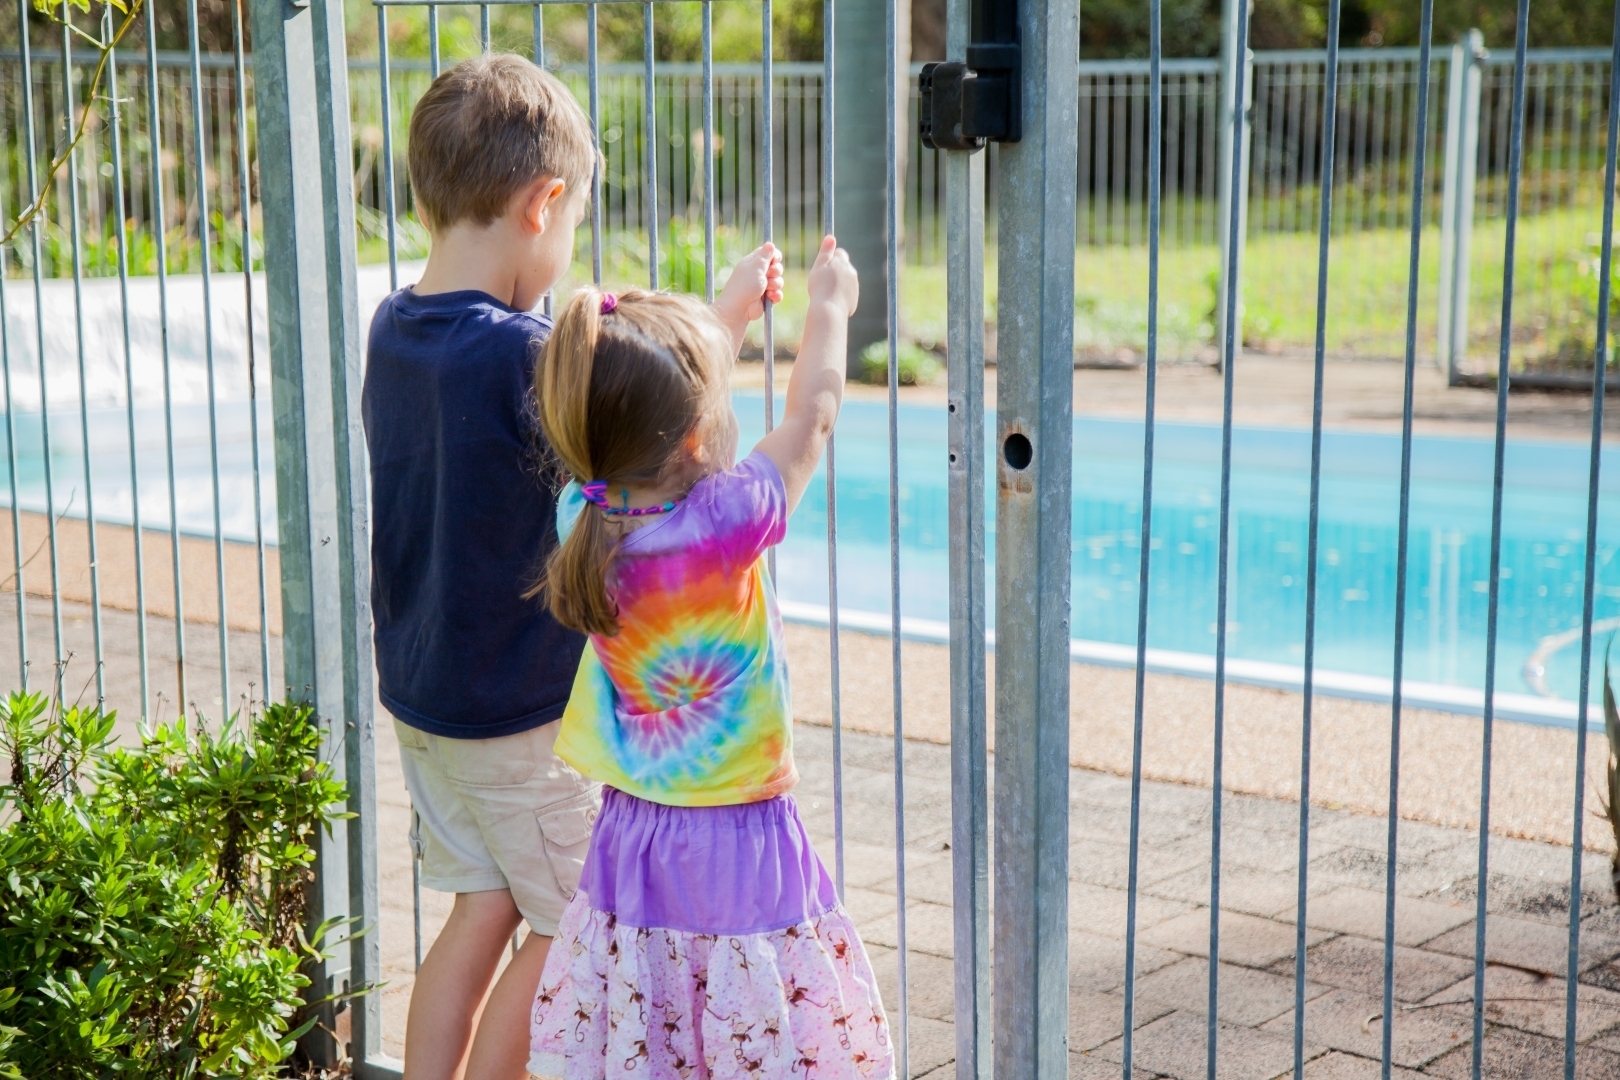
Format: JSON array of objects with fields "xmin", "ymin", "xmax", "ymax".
[{"xmin": 520, "ymin": 177, "xmax": 568, "ymax": 235}]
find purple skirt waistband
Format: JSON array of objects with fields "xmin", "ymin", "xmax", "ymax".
[{"xmin": 578, "ymin": 786, "xmax": 838, "ymax": 936}]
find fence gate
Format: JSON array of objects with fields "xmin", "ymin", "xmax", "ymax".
[{"xmin": 243, "ymin": 0, "xmax": 1024, "ymax": 1065}]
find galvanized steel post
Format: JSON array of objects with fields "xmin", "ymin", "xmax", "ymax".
[
  {"xmin": 1439, "ymin": 29, "xmax": 1483, "ymax": 381},
  {"xmin": 249, "ymin": 0, "xmax": 382, "ymax": 1068},
  {"xmin": 991, "ymin": 0, "xmax": 1077, "ymax": 1071},
  {"xmin": 1214, "ymin": 0, "xmax": 1253, "ymax": 364},
  {"xmin": 945, "ymin": 0, "xmax": 991, "ymax": 1065}
]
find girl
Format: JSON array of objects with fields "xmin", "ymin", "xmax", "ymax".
[{"xmin": 528, "ymin": 237, "xmax": 890, "ymax": 1079}]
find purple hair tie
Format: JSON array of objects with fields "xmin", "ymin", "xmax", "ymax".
[
  {"xmin": 579, "ymin": 479, "xmax": 683, "ymax": 518},
  {"xmin": 600, "ymin": 293, "xmax": 618, "ymax": 315}
]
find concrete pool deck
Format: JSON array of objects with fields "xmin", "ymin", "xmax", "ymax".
[{"xmin": 738, "ymin": 352, "xmax": 1620, "ymax": 444}]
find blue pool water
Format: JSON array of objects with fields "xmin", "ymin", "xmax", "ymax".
[
  {"xmin": 738, "ymin": 394, "xmax": 1620, "ymax": 712},
  {"xmin": 6, "ymin": 392, "xmax": 1619, "ymax": 713}
]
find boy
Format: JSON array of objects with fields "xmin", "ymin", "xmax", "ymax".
[{"xmin": 361, "ymin": 55, "xmax": 598, "ymax": 1080}]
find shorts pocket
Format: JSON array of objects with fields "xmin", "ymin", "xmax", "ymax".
[
  {"xmin": 535, "ymin": 789, "xmax": 600, "ymax": 902},
  {"xmin": 438, "ymin": 726, "xmax": 543, "ymax": 788}
]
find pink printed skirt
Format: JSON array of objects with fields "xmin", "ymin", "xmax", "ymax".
[{"xmin": 529, "ymin": 787, "xmax": 893, "ymax": 1079}]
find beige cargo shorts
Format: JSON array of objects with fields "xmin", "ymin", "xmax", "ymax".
[{"xmin": 394, "ymin": 717, "xmax": 601, "ymax": 936}]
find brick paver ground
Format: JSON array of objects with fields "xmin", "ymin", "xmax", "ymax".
[{"xmin": 12, "ymin": 589, "xmax": 1620, "ymax": 1076}]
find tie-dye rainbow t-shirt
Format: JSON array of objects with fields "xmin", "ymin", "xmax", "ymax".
[{"xmin": 551, "ymin": 451, "xmax": 796, "ymax": 806}]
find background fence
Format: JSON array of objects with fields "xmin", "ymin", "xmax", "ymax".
[{"xmin": 6, "ymin": 42, "xmax": 1618, "ymax": 371}]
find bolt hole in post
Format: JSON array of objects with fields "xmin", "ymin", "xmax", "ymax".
[{"xmin": 1002, "ymin": 432, "xmax": 1033, "ymax": 470}]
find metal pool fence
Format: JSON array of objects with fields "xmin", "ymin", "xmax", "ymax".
[
  {"xmin": 7, "ymin": 36, "xmax": 1618, "ymax": 366},
  {"xmin": 2, "ymin": 0, "xmax": 1620, "ymax": 1078}
]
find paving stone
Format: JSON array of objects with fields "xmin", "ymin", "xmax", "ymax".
[
  {"xmin": 1072, "ymin": 836, "xmax": 1135, "ymax": 890},
  {"xmin": 1287, "ymin": 934, "xmax": 1475, "ymax": 1004},
  {"xmin": 1220, "ymin": 824, "xmax": 1336, "ymax": 876},
  {"xmin": 842, "ymin": 885, "xmax": 903, "ymax": 925},
  {"xmin": 837, "ymin": 840, "xmax": 900, "ymax": 891},
  {"xmin": 1070, "ymin": 929, "xmax": 1184, "ymax": 994},
  {"xmin": 863, "ymin": 900, "xmax": 955, "ymax": 959},
  {"xmin": 1095, "ymin": 1009, "xmax": 1308, "ymax": 1080},
  {"xmin": 1070, "ymin": 881, "xmax": 1196, "ymax": 941},
  {"xmin": 1146, "ymin": 863, "xmax": 1304, "ymax": 920},
  {"xmin": 1135, "ymin": 956, "xmax": 1330, "ymax": 1028},
  {"xmin": 1300, "ymin": 1050, "xmax": 1424, "ymax": 1079},
  {"xmin": 1142, "ymin": 909, "xmax": 1332, "ymax": 969},
  {"xmin": 1068, "ymin": 1052, "xmax": 1160, "ymax": 1079},
  {"xmin": 1222, "ymin": 793, "xmax": 1313, "ymax": 838},
  {"xmin": 1422, "ymin": 1026, "xmax": 1620, "ymax": 1079},
  {"xmin": 1309, "ymin": 843, "xmax": 1480, "ymax": 900},
  {"xmin": 1070, "ymin": 798, "xmax": 1205, "ymax": 849},
  {"xmin": 1426, "ymin": 916, "xmax": 1620, "ymax": 977},
  {"xmin": 899, "ymin": 1014, "xmax": 957, "ymax": 1078},
  {"xmin": 869, "ymin": 949, "xmax": 956, "ymax": 1024},
  {"xmin": 896, "ymin": 849, "xmax": 954, "ymax": 907},
  {"xmin": 1069, "ymin": 988, "xmax": 1173, "ymax": 1053},
  {"xmin": 1422, "ymin": 965, "xmax": 1620, "ymax": 1042},
  {"xmin": 1299, "ymin": 886, "xmax": 1473, "ymax": 947},
  {"xmin": 1258, "ymin": 988, "xmax": 1471, "ymax": 1069}
]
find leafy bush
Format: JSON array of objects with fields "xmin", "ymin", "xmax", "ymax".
[
  {"xmin": 859, "ymin": 340, "xmax": 943, "ymax": 386},
  {"xmin": 0, "ymin": 694, "xmax": 354, "ymax": 1078}
]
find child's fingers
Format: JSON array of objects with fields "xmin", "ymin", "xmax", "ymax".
[{"xmin": 811, "ymin": 234, "xmax": 837, "ymax": 268}]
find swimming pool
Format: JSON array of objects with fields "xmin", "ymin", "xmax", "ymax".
[
  {"xmin": 737, "ymin": 394, "xmax": 1620, "ymax": 724},
  {"xmin": 4, "ymin": 390, "xmax": 1617, "ymax": 723}
]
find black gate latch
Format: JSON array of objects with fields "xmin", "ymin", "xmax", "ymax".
[{"xmin": 918, "ymin": 0, "xmax": 1020, "ymax": 151}]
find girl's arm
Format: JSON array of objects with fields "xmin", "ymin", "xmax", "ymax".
[{"xmin": 756, "ymin": 236, "xmax": 859, "ymax": 513}]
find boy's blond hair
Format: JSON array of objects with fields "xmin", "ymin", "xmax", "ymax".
[{"xmin": 407, "ymin": 54, "xmax": 596, "ymax": 232}]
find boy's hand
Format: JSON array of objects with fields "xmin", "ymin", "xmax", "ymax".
[
  {"xmin": 715, "ymin": 243, "xmax": 785, "ymax": 353},
  {"xmin": 806, "ymin": 235, "xmax": 858, "ymax": 318}
]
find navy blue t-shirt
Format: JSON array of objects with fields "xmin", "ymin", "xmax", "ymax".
[{"xmin": 362, "ymin": 288, "xmax": 585, "ymax": 738}]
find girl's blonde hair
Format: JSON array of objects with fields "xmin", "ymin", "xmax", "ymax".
[{"xmin": 535, "ymin": 287, "xmax": 733, "ymax": 635}]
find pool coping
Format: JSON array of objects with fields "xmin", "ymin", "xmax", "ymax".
[{"xmin": 778, "ymin": 600, "xmax": 1591, "ymax": 731}]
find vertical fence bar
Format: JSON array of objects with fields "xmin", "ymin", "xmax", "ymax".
[
  {"xmin": 59, "ymin": 3, "xmax": 108, "ymax": 704},
  {"xmin": 234, "ymin": 0, "xmax": 272, "ymax": 701},
  {"xmin": 249, "ymin": 0, "xmax": 378, "ymax": 1064},
  {"xmin": 480, "ymin": 3, "xmax": 490, "ymax": 52},
  {"xmin": 108, "ymin": 3, "xmax": 149, "ymax": 714},
  {"xmin": 1381, "ymin": 5, "xmax": 1435, "ymax": 1077},
  {"xmin": 1564, "ymin": 12, "xmax": 1620, "ymax": 1078},
  {"xmin": 1122, "ymin": 3, "xmax": 1163, "ymax": 1077},
  {"xmin": 588, "ymin": 4, "xmax": 602, "ymax": 284},
  {"xmin": 1209, "ymin": 1, "xmax": 1252, "ymax": 1071},
  {"xmin": 379, "ymin": 5, "xmax": 399, "ymax": 293},
  {"xmin": 0, "ymin": 76, "xmax": 23, "ymax": 692},
  {"xmin": 17, "ymin": 0, "xmax": 67, "ymax": 675},
  {"xmin": 1473, "ymin": 4, "xmax": 1530, "ymax": 1077},
  {"xmin": 992, "ymin": 0, "xmax": 1078, "ymax": 1067},
  {"xmin": 429, "ymin": 5, "xmax": 440, "ymax": 76},
  {"xmin": 702, "ymin": 1, "xmax": 714, "ymax": 302},
  {"xmin": 188, "ymin": 0, "xmax": 233, "ymax": 712},
  {"xmin": 146, "ymin": 0, "xmax": 188, "ymax": 713},
  {"xmin": 532, "ymin": 3, "xmax": 542, "ymax": 65},
  {"xmin": 762, "ymin": 0, "xmax": 775, "ymax": 447},
  {"xmin": 883, "ymin": 0, "xmax": 908, "ymax": 1070},
  {"xmin": 643, "ymin": 3, "xmax": 658, "ymax": 289},
  {"xmin": 1295, "ymin": 3, "xmax": 1342, "ymax": 1075},
  {"xmin": 822, "ymin": 0, "xmax": 845, "ymax": 902}
]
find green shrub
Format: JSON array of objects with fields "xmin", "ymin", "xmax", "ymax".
[
  {"xmin": 859, "ymin": 340, "xmax": 943, "ymax": 386},
  {"xmin": 0, "ymin": 693, "xmax": 355, "ymax": 1078}
]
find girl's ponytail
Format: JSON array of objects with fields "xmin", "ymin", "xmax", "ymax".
[{"xmin": 534, "ymin": 286, "xmax": 731, "ymax": 636}]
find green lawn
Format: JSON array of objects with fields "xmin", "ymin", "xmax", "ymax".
[{"xmin": 354, "ymin": 204, "xmax": 1613, "ymax": 370}]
